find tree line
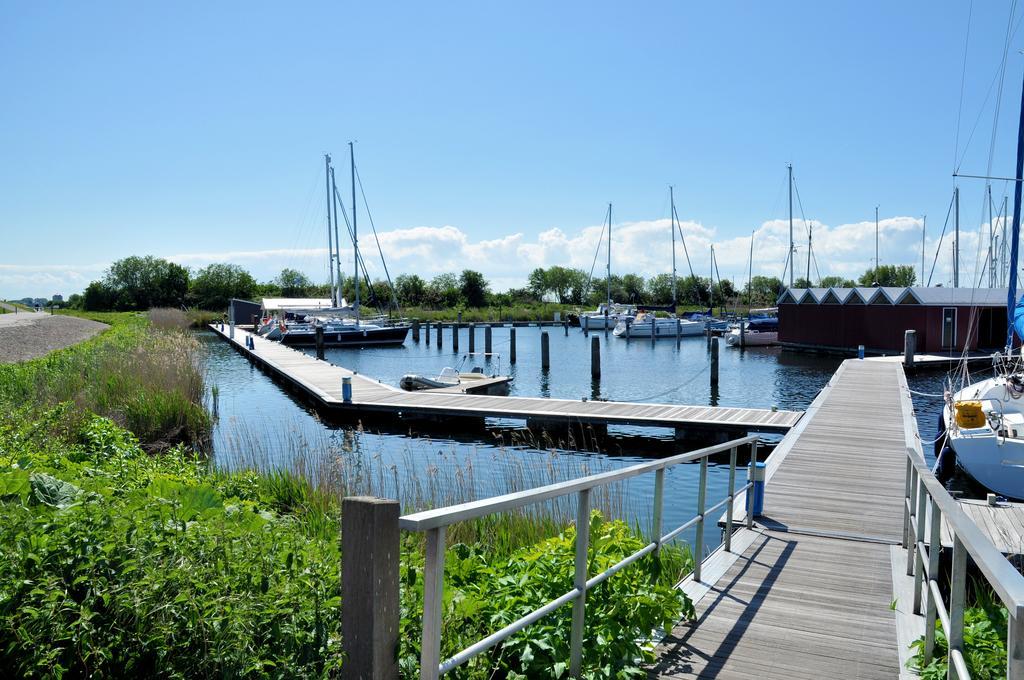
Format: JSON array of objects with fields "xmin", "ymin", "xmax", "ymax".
[{"xmin": 69, "ymin": 256, "xmax": 918, "ymax": 313}]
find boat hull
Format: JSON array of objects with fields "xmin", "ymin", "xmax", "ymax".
[
  {"xmin": 725, "ymin": 330, "xmax": 778, "ymax": 347},
  {"xmin": 281, "ymin": 325, "xmax": 410, "ymax": 347},
  {"xmin": 946, "ymin": 377, "xmax": 1024, "ymax": 500},
  {"xmin": 612, "ymin": 320, "xmax": 704, "ymax": 338}
]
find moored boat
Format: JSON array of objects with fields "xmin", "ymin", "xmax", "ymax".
[{"xmin": 725, "ymin": 318, "xmax": 779, "ymax": 347}]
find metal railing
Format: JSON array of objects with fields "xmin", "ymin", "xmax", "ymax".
[
  {"xmin": 399, "ymin": 434, "xmax": 760, "ymax": 680},
  {"xmin": 902, "ymin": 443, "xmax": 1024, "ymax": 679}
]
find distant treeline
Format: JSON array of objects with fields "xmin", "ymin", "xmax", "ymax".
[{"xmin": 68, "ymin": 256, "xmax": 917, "ymax": 313}]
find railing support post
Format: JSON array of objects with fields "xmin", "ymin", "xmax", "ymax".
[
  {"xmin": 913, "ymin": 479, "xmax": 927, "ymax": 614},
  {"xmin": 570, "ymin": 489, "xmax": 591, "ymax": 678},
  {"xmin": 902, "ymin": 456, "xmax": 912, "ymax": 549},
  {"xmin": 652, "ymin": 468, "xmax": 664, "ymax": 555},
  {"xmin": 1009, "ymin": 609, "xmax": 1024, "ymax": 680},
  {"xmin": 341, "ymin": 497, "xmax": 400, "ymax": 680},
  {"xmin": 420, "ymin": 527, "xmax": 447, "ymax": 680},
  {"xmin": 924, "ymin": 498, "xmax": 941, "ymax": 664},
  {"xmin": 906, "ymin": 465, "xmax": 919, "ymax": 577},
  {"xmin": 694, "ymin": 457, "xmax": 708, "ymax": 582},
  {"xmin": 948, "ymin": 536, "xmax": 967, "ymax": 679},
  {"xmin": 725, "ymin": 446, "xmax": 737, "ymax": 552},
  {"xmin": 746, "ymin": 441, "xmax": 758, "ymax": 530}
]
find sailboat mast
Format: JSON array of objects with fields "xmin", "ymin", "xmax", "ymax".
[
  {"xmin": 325, "ymin": 154, "xmax": 336, "ymax": 306},
  {"xmin": 954, "ymin": 186, "xmax": 960, "ymax": 287},
  {"xmin": 921, "ymin": 215, "xmax": 926, "ymax": 287},
  {"xmin": 806, "ymin": 223, "xmax": 812, "ymax": 284},
  {"xmin": 989, "ymin": 184, "xmax": 995, "ymax": 287},
  {"xmin": 670, "ymin": 186, "xmax": 677, "ymax": 307},
  {"xmin": 330, "ymin": 166, "xmax": 343, "ymax": 304},
  {"xmin": 747, "ymin": 231, "xmax": 754, "ymax": 306},
  {"xmin": 350, "ymin": 142, "xmax": 359, "ymax": 321},
  {"xmin": 874, "ymin": 206, "xmax": 879, "ymax": 281},
  {"xmin": 1004, "ymin": 196, "xmax": 1010, "ymax": 286},
  {"xmin": 606, "ymin": 203, "xmax": 612, "ymax": 307},
  {"xmin": 788, "ymin": 163, "xmax": 793, "ymax": 288},
  {"xmin": 1004, "ymin": 66, "xmax": 1024, "ymax": 349}
]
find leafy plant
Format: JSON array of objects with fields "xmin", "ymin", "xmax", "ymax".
[{"xmin": 909, "ymin": 586, "xmax": 1008, "ymax": 679}]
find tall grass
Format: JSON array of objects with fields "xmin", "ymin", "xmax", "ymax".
[{"xmin": 0, "ymin": 311, "xmax": 210, "ymax": 450}]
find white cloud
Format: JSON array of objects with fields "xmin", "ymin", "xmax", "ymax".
[{"xmin": 0, "ymin": 213, "xmax": 1010, "ymax": 298}]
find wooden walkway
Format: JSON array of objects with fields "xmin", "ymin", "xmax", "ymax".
[
  {"xmin": 650, "ymin": 359, "xmax": 914, "ymax": 679},
  {"xmin": 211, "ymin": 325, "xmax": 802, "ymax": 434}
]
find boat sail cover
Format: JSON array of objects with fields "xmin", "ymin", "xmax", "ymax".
[{"xmin": 1009, "ymin": 65, "xmax": 1024, "ymax": 349}]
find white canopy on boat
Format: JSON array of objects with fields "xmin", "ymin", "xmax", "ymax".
[{"xmin": 261, "ymin": 298, "xmax": 334, "ymax": 311}]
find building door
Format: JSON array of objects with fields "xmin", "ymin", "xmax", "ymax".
[{"xmin": 942, "ymin": 307, "xmax": 957, "ymax": 349}]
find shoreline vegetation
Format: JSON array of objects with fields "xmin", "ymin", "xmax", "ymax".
[{"xmin": 0, "ymin": 309, "xmax": 694, "ymax": 677}]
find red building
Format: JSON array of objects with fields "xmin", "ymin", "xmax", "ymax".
[{"xmin": 778, "ymin": 287, "xmax": 1008, "ymax": 354}]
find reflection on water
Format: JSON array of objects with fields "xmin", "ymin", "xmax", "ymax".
[{"xmin": 202, "ymin": 328, "xmax": 968, "ymax": 553}]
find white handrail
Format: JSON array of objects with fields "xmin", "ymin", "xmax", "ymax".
[{"xmin": 401, "ymin": 434, "xmax": 761, "ymax": 680}]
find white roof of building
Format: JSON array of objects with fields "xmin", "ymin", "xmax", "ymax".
[
  {"xmin": 777, "ymin": 286, "xmax": 1009, "ymax": 307},
  {"xmin": 261, "ymin": 298, "xmax": 334, "ymax": 311}
]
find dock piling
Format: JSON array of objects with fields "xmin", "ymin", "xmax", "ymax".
[
  {"xmin": 452, "ymin": 323, "xmax": 459, "ymax": 352},
  {"xmin": 341, "ymin": 496, "xmax": 399, "ymax": 680},
  {"xmin": 509, "ymin": 328, "xmax": 517, "ymax": 364},
  {"xmin": 710, "ymin": 336, "xmax": 720, "ymax": 387},
  {"xmin": 739, "ymin": 319, "xmax": 746, "ymax": 349},
  {"xmin": 651, "ymin": 318, "xmax": 655, "ymax": 346},
  {"xmin": 564, "ymin": 319, "xmax": 568, "ymax": 337},
  {"xmin": 591, "ymin": 335, "xmax": 601, "ymax": 379},
  {"xmin": 705, "ymin": 320, "xmax": 712, "ymax": 350},
  {"xmin": 412, "ymin": 320, "xmax": 420, "ymax": 342},
  {"xmin": 468, "ymin": 323, "xmax": 476, "ymax": 353},
  {"xmin": 675, "ymin": 318, "xmax": 681, "ymax": 347},
  {"xmin": 904, "ymin": 330, "xmax": 916, "ymax": 369},
  {"xmin": 425, "ymin": 321, "xmax": 430, "ymax": 346},
  {"xmin": 604, "ymin": 310, "xmax": 609, "ymax": 339},
  {"xmin": 541, "ymin": 331, "xmax": 550, "ymax": 369},
  {"xmin": 436, "ymin": 323, "xmax": 442, "ymax": 349},
  {"xmin": 485, "ymin": 325, "xmax": 492, "ymax": 355},
  {"xmin": 315, "ymin": 325, "xmax": 325, "ymax": 360}
]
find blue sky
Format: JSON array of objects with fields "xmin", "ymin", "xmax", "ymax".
[{"xmin": 3, "ymin": 1, "xmax": 1023, "ymax": 298}]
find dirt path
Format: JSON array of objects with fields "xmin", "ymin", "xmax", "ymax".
[{"xmin": 0, "ymin": 314, "xmax": 108, "ymax": 363}]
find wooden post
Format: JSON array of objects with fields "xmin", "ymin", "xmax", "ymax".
[
  {"xmin": 509, "ymin": 328, "xmax": 517, "ymax": 364},
  {"xmin": 710, "ymin": 336, "xmax": 720, "ymax": 387},
  {"xmin": 452, "ymin": 323, "xmax": 459, "ymax": 352},
  {"xmin": 485, "ymin": 325, "xmax": 492, "ymax": 355},
  {"xmin": 341, "ymin": 496, "xmax": 400, "ymax": 680},
  {"xmin": 591, "ymin": 335, "xmax": 600, "ymax": 379},
  {"xmin": 541, "ymin": 331, "xmax": 550, "ymax": 369},
  {"xmin": 583, "ymin": 319, "xmax": 589, "ymax": 337},
  {"xmin": 604, "ymin": 309, "xmax": 609, "ymax": 338},
  {"xmin": 564, "ymin": 318, "xmax": 568, "ymax": 336},
  {"xmin": 468, "ymin": 323, "xmax": 476, "ymax": 353},
  {"xmin": 705, "ymin": 320, "xmax": 712, "ymax": 350},
  {"xmin": 425, "ymin": 321, "xmax": 430, "ymax": 347},
  {"xmin": 412, "ymin": 320, "xmax": 420, "ymax": 342},
  {"xmin": 675, "ymin": 317, "xmax": 681, "ymax": 348},
  {"xmin": 315, "ymin": 325, "xmax": 325, "ymax": 361},
  {"xmin": 739, "ymin": 319, "xmax": 746, "ymax": 349},
  {"xmin": 904, "ymin": 329, "xmax": 916, "ymax": 369},
  {"xmin": 625, "ymin": 319, "xmax": 631, "ymax": 342},
  {"xmin": 651, "ymin": 316, "xmax": 656, "ymax": 346},
  {"xmin": 436, "ymin": 322, "xmax": 442, "ymax": 349}
]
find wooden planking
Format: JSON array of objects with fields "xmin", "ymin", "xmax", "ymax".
[
  {"xmin": 210, "ymin": 325, "xmax": 802, "ymax": 433},
  {"xmin": 652, "ymin": 360, "xmax": 909, "ymax": 678},
  {"xmin": 936, "ymin": 499, "xmax": 1024, "ymax": 556}
]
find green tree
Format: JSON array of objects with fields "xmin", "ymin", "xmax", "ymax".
[
  {"xmin": 89, "ymin": 255, "xmax": 189, "ymax": 311},
  {"xmin": 858, "ymin": 265, "xmax": 916, "ymax": 287},
  {"xmin": 677, "ymin": 275, "xmax": 711, "ymax": 307},
  {"xmin": 275, "ymin": 268, "xmax": 313, "ymax": 297},
  {"xmin": 748, "ymin": 276, "xmax": 784, "ymax": 305},
  {"xmin": 621, "ymin": 274, "xmax": 646, "ymax": 304},
  {"xmin": 459, "ymin": 270, "xmax": 490, "ymax": 307},
  {"xmin": 395, "ymin": 274, "xmax": 427, "ymax": 307},
  {"xmin": 792, "ymin": 277, "xmax": 813, "ymax": 289},
  {"xmin": 712, "ymin": 279, "xmax": 736, "ymax": 306},
  {"xmin": 527, "ymin": 268, "xmax": 550, "ymax": 300},
  {"xmin": 426, "ymin": 273, "xmax": 460, "ymax": 308},
  {"xmin": 819, "ymin": 275, "xmax": 858, "ymax": 288},
  {"xmin": 188, "ymin": 263, "xmax": 257, "ymax": 310},
  {"xmin": 646, "ymin": 274, "xmax": 676, "ymax": 305}
]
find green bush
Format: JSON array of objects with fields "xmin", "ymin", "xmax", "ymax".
[{"xmin": 909, "ymin": 589, "xmax": 1008, "ymax": 679}]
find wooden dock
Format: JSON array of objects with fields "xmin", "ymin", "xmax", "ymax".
[
  {"xmin": 649, "ymin": 359, "xmax": 914, "ymax": 678},
  {"xmin": 211, "ymin": 325, "xmax": 802, "ymax": 435}
]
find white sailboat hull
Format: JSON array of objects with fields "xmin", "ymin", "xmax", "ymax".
[
  {"xmin": 725, "ymin": 329, "xmax": 778, "ymax": 347},
  {"xmin": 946, "ymin": 376, "xmax": 1024, "ymax": 500},
  {"xmin": 613, "ymin": 318, "xmax": 704, "ymax": 338}
]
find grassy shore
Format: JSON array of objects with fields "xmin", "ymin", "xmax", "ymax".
[{"xmin": 0, "ymin": 310, "xmax": 694, "ymax": 677}]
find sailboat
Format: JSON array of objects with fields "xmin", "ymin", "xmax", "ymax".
[
  {"xmin": 269, "ymin": 147, "xmax": 410, "ymax": 347},
  {"xmin": 941, "ymin": 67, "xmax": 1024, "ymax": 499},
  {"xmin": 579, "ymin": 203, "xmax": 636, "ymax": 330},
  {"xmin": 613, "ymin": 188, "xmax": 704, "ymax": 338}
]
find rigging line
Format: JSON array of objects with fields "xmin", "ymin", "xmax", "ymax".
[
  {"xmin": 284, "ymin": 164, "xmax": 327, "ymax": 280},
  {"xmin": 983, "ymin": 0, "xmax": 1017, "ymax": 181},
  {"xmin": 583, "ymin": 207, "xmax": 609, "ymax": 303},
  {"xmin": 672, "ymin": 202, "xmax": 696, "ymax": 278},
  {"xmin": 354, "ymin": 164, "xmax": 402, "ymax": 314},
  {"xmin": 630, "ymin": 363, "xmax": 708, "ymax": 403},
  {"xmin": 334, "ymin": 186, "xmax": 385, "ymax": 313},
  {"xmin": 928, "ymin": 191, "xmax": 957, "ymax": 286},
  {"xmin": 954, "ymin": 0, "xmax": 974, "ymax": 172}
]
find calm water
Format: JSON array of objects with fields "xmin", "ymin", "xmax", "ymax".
[{"xmin": 202, "ymin": 326, "xmax": 956, "ymax": 557}]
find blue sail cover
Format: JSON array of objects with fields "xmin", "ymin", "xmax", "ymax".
[{"xmin": 1008, "ymin": 66, "xmax": 1024, "ymax": 348}]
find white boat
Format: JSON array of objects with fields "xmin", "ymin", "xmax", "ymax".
[
  {"xmin": 400, "ymin": 366, "xmax": 510, "ymax": 394},
  {"xmin": 579, "ymin": 303, "xmax": 635, "ymax": 330},
  {"xmin": 613, "ymin": 311, "xmax": 704, "ymax": 338},
  {"xmin": 725, "ymin": 318, "xmax": 779, "ymax": 347},
  {"xmin": 941, "ymin": 65, "xmax": 1024, "ymax": 500}
]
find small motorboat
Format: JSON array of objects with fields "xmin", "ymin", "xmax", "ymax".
[
  {"xmin": 579, "ymin": 302, "xmax": 635, "ymax": 330},
  {"xmin": 400, "ymin": 366, "xmax": 509, "ymax": 393},
  {"xmin": 725, "ymin": 318, "xmax": 779, "ymax": 347},
  {"xmin": 612, "ymin": 311, "xmax": 704, "ymax": 338}
]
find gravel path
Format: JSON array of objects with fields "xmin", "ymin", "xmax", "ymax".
[{"xmin": 0, "ymin": 314, "xmax": 108, "ymax": 363}]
